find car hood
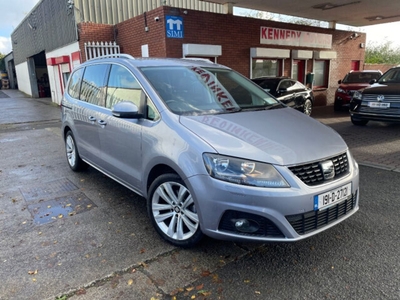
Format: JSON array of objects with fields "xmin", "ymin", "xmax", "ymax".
[
  {"xmin": 180, "ymin": 107, "xmax": 347, "ymax": 166},
  {"xmin": 339, "ymin": 83, "xmax": 370, "ymax": 90},
  {"xmin": 361, "ymin": 82, "xmax": 400, "ymax": 94}
]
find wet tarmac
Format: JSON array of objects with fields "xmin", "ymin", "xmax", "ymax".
[{"xmin": 0, "ymin": 89, "xmax": 399, "ymax": 300}]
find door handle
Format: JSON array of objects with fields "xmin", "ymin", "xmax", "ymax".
[
  {"xmin": 88, "ymin": 116, "xmax": 96, "ymax": 122},
  {"xmin": 98, "ymin": 120, "xmax": 107, "ymax": 127}
]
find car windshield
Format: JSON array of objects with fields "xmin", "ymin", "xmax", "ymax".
[
  {"xmin": 342, "ymin": 72, "xmax": 381, "ymax": 83},
  {"xmin": 378, "ymin": 68, "xmax": 400, "ymax": 84},
  {"xmin": 140, "ymin": 66, "xmax": 279, "ymax": 115}
]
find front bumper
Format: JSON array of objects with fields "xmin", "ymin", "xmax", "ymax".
[
  {"xmin": 335, "ymin": 94, "xmax": 352, "ymax": 106},
  {"xmin": 185, "ymin": 152, "xmax": 360, "ymax": 242}
]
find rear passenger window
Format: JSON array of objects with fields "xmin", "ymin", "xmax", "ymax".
[
  {"xmin": 106, "ymin": 65, "xmax": 143, "ymax": 109},
  {"xmin": 80, "ymin": 64, "xmax": 109, "ymax": 106},
  {"xmin": 67, "ymin": 68, "xmax": 83, "ymax": 99},
  {"xmin": 279, "ymin": 80, "xmax": 294, "ymax": 90}
]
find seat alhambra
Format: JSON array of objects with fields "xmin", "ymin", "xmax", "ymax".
[{"xmin": 61, "ymin": 54, "xmax": 359, "ymax": 247}]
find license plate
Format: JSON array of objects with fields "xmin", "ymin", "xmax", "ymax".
[
  {"xmin": 368, "ymin": 102, "xmax": 390, "ymax": 108},
  {"xmin": 314, "ymin": 183, "xmax": 352, "ymax": 211}
]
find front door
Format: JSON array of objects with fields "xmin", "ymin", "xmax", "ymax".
[
  {"xmin": 351, "ymin": 60, "xmax": 360, "ymax": 71},
  {"xmin": 292, "ymin": 60, "xmax": 305, "ymax": 83},
  {"xmin": 98, "ymin": 64, "xmax": 144, "ymax": 190}
]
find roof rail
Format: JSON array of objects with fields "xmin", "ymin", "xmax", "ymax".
[
  {"xmin": 90, "ymin": 53, "xmax": 135, "ymax": 60},
  {"xmin": 182, "ymin": 57, "xmax": 215, "ymax": 64}
]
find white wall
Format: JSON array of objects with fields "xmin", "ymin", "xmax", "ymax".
[
  {"xmin": 46, "ymin": 42, "xmax": 80, "ymax": 104},
  {"xmin": 15, "ymin": 62, "xmax": 31, "ymax": 96}
]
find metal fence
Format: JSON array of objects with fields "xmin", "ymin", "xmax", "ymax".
[{"xmin": 84, "ymin": 41, "xmax": 121, "ymax": 60}]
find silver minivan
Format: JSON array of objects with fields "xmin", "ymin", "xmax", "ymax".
[{"xmin": 61, "ymin": 54, "xmax": 359, "ymax": 247}]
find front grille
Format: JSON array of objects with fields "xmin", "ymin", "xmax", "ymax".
[
  {"xmin": 359, "ymin": 104, "xmax": 400, "ymax": 115},
  {"xmin": 286, "ymin": 192, "xmax": 357, "ymax": 235},
  {"xmin": 363, "ymin": 94, "xmax": 400, "ymax": 102},
  {"xmin": 288, "ymin": 153, "xmax": 349, "ymax": 186},
  {"xmin": 219, "ymin": 210, "xmax": 285, "ymax": 238}
]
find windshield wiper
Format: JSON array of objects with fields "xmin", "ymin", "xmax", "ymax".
[
  {"xmin": 241, "ymin": 103, "xmax": 283, "ymax": 111},
  {"xmin": 265, "ymin": 103, "xmax": 283, "ymax": 110}
]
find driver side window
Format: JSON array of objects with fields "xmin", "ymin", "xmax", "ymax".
[{"xmin": 106, "ymin": 65, "xmax": 143, "ymax": 109}]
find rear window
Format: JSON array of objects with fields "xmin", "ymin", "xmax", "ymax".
[
  {"xmin": 67, "ymin": 68, "xmax": 83, "ymax": 99},
  {"xmin": 343, "ymin": 72, "xmax": 381, "ymax": 83}
]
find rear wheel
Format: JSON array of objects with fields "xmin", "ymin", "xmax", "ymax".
[
  {"xmin": 65, "ymin": 131, "xmax": 88, "ymax": 171},
  {"xmin": 303, "ymin": 99, "xmax": 313, "ymax": 116},
  {"xmin": 351, "ymin": 116, "xmax": 368, "ymax": 126},
  {"xmin": 147, "ymin": 173, "xmax": 203, "ymax": 248}
]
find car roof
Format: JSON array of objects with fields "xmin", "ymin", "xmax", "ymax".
[
  {"xmin": 252, "ymin": 76, "xmax": 290, "ymax": 80},
  {"xmin": 349, "ymin": 70, "xmax": 382, "ymax": 74}
]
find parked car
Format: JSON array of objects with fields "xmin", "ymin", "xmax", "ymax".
[
  {"xmin": 334, "ymin": 70, "xmax": 382, "ymax": 111},
  {"xmin": 61, "ymin": 54, "xmax": 359, "ymax": 247},
  {"xmin": 350, "ymin": 66, "xmax": 400, "ymax": 125},
  {"xmin": 251, "ymin": 77, "xmax": 314, "ymax": 115}
]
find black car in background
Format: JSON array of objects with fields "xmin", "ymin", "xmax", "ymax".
[
  {"xmin": 252, "ymin": 77, "xmax": 314, "ymax": 115},
  {"xmin": 350, "ymin": 66, "xmax": 400, "ymax": 125}
]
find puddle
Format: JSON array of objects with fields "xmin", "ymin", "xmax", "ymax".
[{"xmin": 27, "ymin": 192, "xmax": 97, "ymax": 225}]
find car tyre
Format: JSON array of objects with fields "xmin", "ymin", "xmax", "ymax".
[
  {"xmin": 65, "ymin": 130, "xmax": 88, "ymax": 171},
  {"xmin": 147, "ymin": 173, "xmax": 203, "ymax": 248},
  {"xmin": 303, "ymin": 99, "xmax": 313, "ymax": 116},
  {"xmin": 334, "ymin": 101, "xmax": 342, "ymax": 112},
  {"xmin": 351, "ymin": 116, "xmax": 368, "ymax": 126}
]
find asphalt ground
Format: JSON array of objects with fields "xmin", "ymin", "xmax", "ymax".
[{"xmin": 0, "ymin": 90, "xmax": 399, "ymax": 300}]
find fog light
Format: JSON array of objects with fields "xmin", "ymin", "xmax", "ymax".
[{"xmin": 234, "ymin": 218, "xmax": 259, "ymax": 233}]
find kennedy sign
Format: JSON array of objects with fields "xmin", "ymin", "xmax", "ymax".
[{"xmin": 260, "ymin": 27, "xmax": 332, "ymax": 49}]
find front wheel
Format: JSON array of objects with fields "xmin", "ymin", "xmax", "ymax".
[
  {"xmin": 334, "ymin": 101, "xmax": 342, "ymax": 112},
  {"xmin": 147, "ymin": 174, "xmax": 203, "ymax": 248},
  {"xmin": 351, "ymin": 116, "xmax": 368, "ymax": 126}
]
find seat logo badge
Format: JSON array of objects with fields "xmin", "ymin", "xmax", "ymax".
[
  {"xmin": 377, "ymin": 95, "xmax": 385, "ymax": 102},
  {"xmin": 321, "ymin": 160, "xmax": 335, "ymax": 180}
]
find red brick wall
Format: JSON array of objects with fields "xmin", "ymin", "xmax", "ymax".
[
  {"xmin": 78, "ymin": 6, "xmax": 367, "ymax": 106},
  {"xmin": 364, "ymin": 64, "xmax": 395, "ymax": 73},
  {"xmin": 78, "ymin": 23, "xmax": 114, "ymax": 62},
  {"xmin": 326, "ymin": 30, "xmax": 367, "ymax": 105},
  {"xmin": 115, "ymin": 7, "xmax": 167, "ymax": 57}
]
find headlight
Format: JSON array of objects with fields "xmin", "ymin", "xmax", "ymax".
[
  {"xmin": 352, "ymin": 91, "xmax": 363, "ymax": 100},
  {"xmin": 337, "ymin": 88, "xmax": 346, "ymax": 93},
  {"xmin": 203, "ymin": 153, "xmax": 290, "ymax": 188}
]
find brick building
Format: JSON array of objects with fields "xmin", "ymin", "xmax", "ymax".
[{"xmin": 11, "ymin": 0, "xmax": 368, "ymax": 106}]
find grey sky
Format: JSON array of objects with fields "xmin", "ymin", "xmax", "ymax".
[{"xmin": 0, "ymin": 0, "xmax": 39, "ymax": 53}]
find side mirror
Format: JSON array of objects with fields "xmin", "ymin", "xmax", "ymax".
[
  {"xmin": 112, "ymin": 101, "xmax": 142, "ymax": 118},
  {"xmin": 369, "ymin": 79, "xmax": 377, "ymax": 85},
  {"xmin": 338, "ymin": 80, "xmax": 342, "ymax": 84},
  {"xmin": 278, "ymin": 88, "xmax": 287, "ymax": 94}
]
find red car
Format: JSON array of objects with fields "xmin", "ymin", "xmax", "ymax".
[{"xmin": 334, "ymin": 70, "xmax": 382, "ymax": 111}]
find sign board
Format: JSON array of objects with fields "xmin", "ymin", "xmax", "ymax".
[
  {"xmin": 166, "ymin": 16, "xmax": 184, "ymax": 39},
  {"xmin": 260, "ymin": 27, "xmax": 332, "ymax": 49}
]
